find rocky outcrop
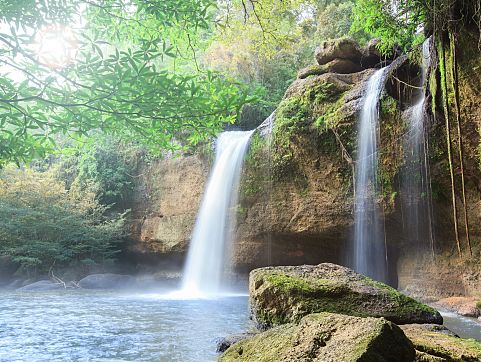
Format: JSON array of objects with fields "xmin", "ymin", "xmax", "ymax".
[
  {"xmin": 310, "ymin": 37, "xmax": 388, "ymax": 76},
  {"xmin": 433, "ymin": 297, "xmax": 481, "ymax": 318},
  {"xmin": 78, "ymin": 273, "xmax": 135, "ymax": 289},
  {"xmin": 220, "ymin": 312, "xmax": 416, "ymax": 361},
  {"xmin": 17, "ymin": 280, "xmax": 64, "ymax": 291},
  {"xmin": 315, "ymin": 38, "xmax": 363, "ymax": 66},
  {"xmin": 249, "ymin": 263, "xmax": 442, "ymax": 329},
  {"xmin": 123, "ymin": 33, "xmax": 481, "ymax": 303},
  {"xmin": 233, "ymin": 69, "xmax": 376, "ymax": 272},
  {"xmin": 400, "ymin": 324, "xmax": 481, "ymax": 361},
  {"xmin": 129, "ymin": 154, "xmax": 209, "ymax": 262},
  {"xmin": 297, "ymin": 59, "xmax": 362, "ymax": 79}
]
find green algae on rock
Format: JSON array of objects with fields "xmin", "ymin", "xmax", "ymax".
[
  {"xmin": 400, "ymin": 324, "xmax": 481, "ymax": 361},
  {"xmin": 249, "ymin": 263, "xmax": 442, "ymax": 329},
  {"xmin": 219, "ymin": 312, "xmax": 415, "ymax": 362}
]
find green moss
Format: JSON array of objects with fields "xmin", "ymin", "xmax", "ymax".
[
  {"xmin": 253, "ymin": 269, "xmax": 441, "ymax": 328},
  {"xmin": 265, "ymin": 273, "xmax": 346, "ymax": 296},
  {"xmin": 298, "ymin": 64, "xmax": 328, "ymax": 78},
  {"xmin": 273, "ymin": 79, "xmax": 346, "ymax": 150},
  {"xmin": 378, "ymin": 95, "xmax": 403, "ymax": 207},
  {"xmin": 362, "ymin": 277, "xmax": 440, "ymax": 317},
  {"xmin": 241, "ymin": 133, "xmax": 268, "ymax": 199},
  {"xmin": 429, "ymin": 64, "xmax": 438, "ymax": 117},
  {"xmin": 314, "ymin": 92, "xmax": 348, "ymax": 132},
  {"xmin": 410, "ymin": 332, "xmax": 481, "ymax": 360},
  {"xmin": 380, "ymin": 95, "xmax": 398, "ymax": 116},
  {"xmin": 476, "ymin": 300, "xmax": 481, "ymax": 309}
]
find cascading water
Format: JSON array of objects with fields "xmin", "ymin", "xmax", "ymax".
[
  {"xmin": 401, "ymin": 38, "xmax": 435, "ymax": 253},
  {"xmin": 181, "ymin": 130, "xmax": 254, "ymax": 297},
  {"xmin": 353, "ymin": 67, "xmax": 389, "ymax": 282}
]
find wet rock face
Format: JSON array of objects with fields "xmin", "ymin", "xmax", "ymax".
[
  {"xmin": 233, "ymin": 69, "xmax": 376, "ymax": 273},
  {"xmin": 249, "ymin": 263, "xmax": 442, "ymax": 329},
  {"xmin": 129, "ymin": 155, "xmax": 209, "ymax": 257},
  {"xmin": 220, "ymin": 312, "xmax": 416, "ymax": 362}
]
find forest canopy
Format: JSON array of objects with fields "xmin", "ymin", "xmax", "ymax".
[{"xmin": 1, "ymin": 0, "xmax": 479, "ymax": 166}]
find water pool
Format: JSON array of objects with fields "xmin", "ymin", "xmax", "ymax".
[{"xmin": 0, "ymin": 290, "xmax": 251, "ymax": 362}]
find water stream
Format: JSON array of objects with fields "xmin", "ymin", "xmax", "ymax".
[
  {"xmin": 441, "ymin": 311, "xmax": 481, "ymax": 341},
  {"xmin": 181, "ymin": 131, "xmax": 254, "ymax": 297},
  {"xmin": 353, "ymin": 67, "xmax": 389, "ymax": 282},
  {"xmin": 401, "ymin": 38, "xmax": 435, "ymax": 253}
]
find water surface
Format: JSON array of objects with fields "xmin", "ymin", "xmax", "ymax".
[
  {"xmin": 0, "ymin": 290, "xmax": 251, "ymax": 361},
  {"xmin": 441, "ymin": 311, "xmax": 481, "ymax": 342}
]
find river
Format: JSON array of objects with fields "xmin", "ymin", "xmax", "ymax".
[{"xmin": 0, "ymin": 290, "xmax": 251, "ymax": 362}]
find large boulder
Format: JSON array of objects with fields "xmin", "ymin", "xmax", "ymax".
[
  {"xmin": 220, "ymin": 312, "xmax": 415, "ymax": 361},
  {"xmin": 78, "ymin": 273, "xmax": 136, "ymax": 289},
  {"xmin": 17, "ymin": 280, "xmax": 64, "ymax": 291},
  {"xmin": 315, "ymin": 38, "xmax": 362, "ymax": 65},
  {"xmin": 297, "ymin": 59, "xmax": 363, "ymax": 79},
  {"xmin": 400, "ymin": 324, "xmax": 481, "ymax": 361},
  {"xmin": 249, "ymin": 263, "xmax": 442, "ymax": 329}
]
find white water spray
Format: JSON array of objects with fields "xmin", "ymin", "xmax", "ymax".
[
  {"xmin": 181, "ymin": 130, "xmax": 254, "ymax": 297},
  {"xmin": 353, "ymin": 67, "xmax": 389, "ymax": 282}
]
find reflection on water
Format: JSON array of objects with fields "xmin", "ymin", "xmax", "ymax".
[
  {"xmin": 441, "ymin": 311, "xmax": 481, "ymax": 342},
  {"xmin": 0, "ymin": 290, "xmax": 251, "ymax": 362}
]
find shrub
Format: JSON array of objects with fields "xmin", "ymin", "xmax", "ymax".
[{"xmin": 0, "ymin": 166, "xmax": 126, "ymax": 277}]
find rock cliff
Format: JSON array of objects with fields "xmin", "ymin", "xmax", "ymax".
[{"xmin": 126, "ymin": 33, "xmax": 481, "ymax": 299}]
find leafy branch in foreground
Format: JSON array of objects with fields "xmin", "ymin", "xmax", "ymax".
[{"xmin": 0, "ymin": 0, "xmax": 254, "ymax": 165}]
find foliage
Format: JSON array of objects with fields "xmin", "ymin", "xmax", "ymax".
[
  {"xmin": 206, "ymin": 0, "xmax": 361, "ymax": 126},
  {"xmin": 58, "ymin": 135, "xmax": 143, "ymax": 207},
  {"xmin": 351, "ymin": 0, "xmax": 480, "ymax": 55},
  {"xmin": 351, "ymin": 0, "xmax": 425, "ymax": 54},
  {"xmin": 0, "ymin": 0, "xmax": 255, "ymax": 165},
  {"xmin": 316, "ymin": 2, "xmax": 365, "ymax": 42},
  {"xmin": 0, "ymin": 166, "xmax": 125, "ymax": 275}
]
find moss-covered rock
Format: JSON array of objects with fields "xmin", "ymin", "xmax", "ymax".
[
  {"xmin": 219, "ymin": 312, "xmax": 415, "ymax": 361},
  {"xmin": 249, "ymin": 263, "xmax": 442, "ymax": 329},
  {"xmin": 401, "ymin": 324, "xmax": 481, "ymax": 361}
]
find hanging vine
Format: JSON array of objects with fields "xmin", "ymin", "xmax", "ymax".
[
  {"xmin": 449, "ymin": 32, "xmax": 473, "ymax": 257},
  {"xmin": 438, "ymin": 39, "xmax": 462, "ymax": 256}
]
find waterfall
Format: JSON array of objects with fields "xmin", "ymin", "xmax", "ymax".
[
  {"xmin": 353, "ymin": 67, "xmax": 389, "ymax": 282},
  {"xmin": 181, "ymin": 130, "xmax": 254, "ymax": 297},
  {"xmin": 401, "ymin": 38, "xmax": 435, "ymax": 253}
]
